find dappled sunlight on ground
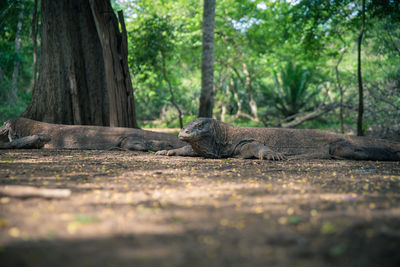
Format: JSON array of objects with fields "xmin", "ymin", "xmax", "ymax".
[{"xmin": 0, "ymin": 150, "xmax": 400, "ymax": 266}]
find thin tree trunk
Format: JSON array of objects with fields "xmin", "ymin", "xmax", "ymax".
[
  {"xmin": 10, "ymin": 1, "xmax": 24, "ymax": 107},
  {"xmin": 357, "ymin": 0, "xmax": 365, "ymax": 136},
  {"xmin": 90, "ymin": 0, "xmax": 138, "ymax": 128},
  {"xmin": 231, "ymin": 65, "xmax": 259, "ymax": 122},
  {"xmin": 335, "ymin": 42, "xmax": 348, "ymax": 133},
  {"xmin": 30, "ymin": 0, "xmax": 39, "ymax": 88},
  {"xmin": 231, "ymin": 76, "xmax": 255, "ymax": 121},
  {"xmin": 161, "ymin": 52, "xmax": 183, "ymax": 128},
  {"xmin": 231, "ymin": 77, "xmax": 242, "ymax": 119},
  {"xmin": 221, "ymin": 105, "xmax": 226, "ymax": 122},
  {"xmin": 242, "ymin": 62, "xmax": 259, "ymax": 122},
  {"xmin": 215, "ymin": 74, "xmax": 227, "ymax": 122},
  {"xmin": 198, "ymin": 0, "xmax": 216, "ymax": 118}
]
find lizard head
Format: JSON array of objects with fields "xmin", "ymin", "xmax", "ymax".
[
  {"xmin": 179, "ymin": 118, "xmax": 233, "ymax": 158},
  {"xmin": 178, "ymin": 118, "xmax": 215, "ymax": 142},
  {"xmin": 178, "ymin": 118, "xmax": 225, "ymax": 158}
]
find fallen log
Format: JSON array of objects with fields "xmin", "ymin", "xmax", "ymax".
[
  {"xmin": 0, "ymin": 118, "xmax": 185, "ymax": 151},
  {"xmin": 0, "ymin": 185, "xmax": 71, "ymax": 199}
]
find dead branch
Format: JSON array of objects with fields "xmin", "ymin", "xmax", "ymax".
[{"xmin": 279, "ymin": 103, "xmax": 340, "ymax": 128}]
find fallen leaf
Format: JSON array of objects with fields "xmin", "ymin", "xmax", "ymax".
[
  {"xmin": 8, "ymin": 227, "xmax": 20, "ymax": 238},
  {"xmin": 321, "ymin": 221, "xmax": 336, "ymax": 235}
]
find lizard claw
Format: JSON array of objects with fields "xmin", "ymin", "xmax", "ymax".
[
  {"xmin": 166, "ymin": 150, "xmax": 177, "ymax": 156},
  {"xmin": 259, "ymin": 150, "xmax": 286, "ymax": 161},
  {"xmin": 155, "ymin": 149, "xmax": 178, "ymax": 156},
  {"xmin": 155, "ymin": 150, "xmax": 168, "ymax": 156}
]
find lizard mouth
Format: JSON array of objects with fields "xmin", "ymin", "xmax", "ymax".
[{"xmin": 178, "ymin": 131, "xmax": 193, "ymax": 141}]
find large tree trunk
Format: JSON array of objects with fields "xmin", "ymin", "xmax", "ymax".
[
  {"xmin": 10, "ymin": 1, "xmax": 24, "ymax": 107},
  {"xmin": 198, "ymin": 0, "xmax": 216, "ymax": 118},
  {"xmin": 23, "ymin": 0, "xmax": 109, "ymax": 126},
  {"xmin": 89, "ymin": 1, "xmax": 138, "ymax": 128}
]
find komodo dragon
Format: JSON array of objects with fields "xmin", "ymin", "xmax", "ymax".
[
  {"xmin": 0, "ymin": 118, "xmax": 185, "ymax": 151},
  {"xmin": 156, "ymin": 118, "xmax": 400, "ymax": 161}
]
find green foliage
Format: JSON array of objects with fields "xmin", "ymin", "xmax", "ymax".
[
  {"xmin": 0, "ymin": 0, "xmax": 398, "ymax": 135},
  {"xmin": 126, "ymin": 5, "xmax": 202, "ymax": 126},
  {"xmin": 130, "ymin": 14, "xmax": 175, "ymax": 72},
  {"xmin": 267, "ymin": 61, "xmax": 322, "ymax": 118},
  {"xmin": 0, "ymin": 0, "xmax": 34, "ymax": 124},
  {"xmin": 128, "ymin": 14, "xmax": 172, "ymax": 121},
  {"xmin": 0, "ymin": 89, "xmax": 31, "ymax": 123}
]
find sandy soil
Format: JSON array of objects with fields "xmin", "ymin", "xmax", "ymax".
[{"xmin": 0, "ymin": 149, "xmax": 399, "ymax": 267}]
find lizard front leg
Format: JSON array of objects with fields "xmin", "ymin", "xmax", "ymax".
[
  {"xmin": 234, "ymin": 142, "xmax": 285, "ymax": 160},
  {"xmin": 155, "ymin": 145, "xmax": 197, "ymax": 157}
]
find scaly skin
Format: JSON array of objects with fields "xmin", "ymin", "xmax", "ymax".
[{"xmin": 156, "ymin": 118, "xmax": 400, "ymax": 161}]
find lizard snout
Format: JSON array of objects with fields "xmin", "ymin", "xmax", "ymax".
[{"xmin": 178, "ymin": 128, "xmax": 192, "ymax": 141}]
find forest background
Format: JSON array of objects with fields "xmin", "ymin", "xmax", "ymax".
[{"xmin": 1, "ymin": 0, "xmax": 399, "ymax": 139}]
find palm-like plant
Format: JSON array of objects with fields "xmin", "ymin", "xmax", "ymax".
[{"xmin": 270, "ymin": 61, "xmax": 321, "ymax": 118}]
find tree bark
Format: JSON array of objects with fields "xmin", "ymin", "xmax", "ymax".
[
  {"xmin": 23, "ymin": 0, "xmax": 109, "ymax": 126},
  {"xmin": 357, "ymin": 0, "xmax": 365, "ymax": 136},
  {"xmin": 117, "ymin": 10, "xmax": 139, "ymax": 128},
  {"xmin": 10, "ymin": 1, "xmax": 24, "ymax": 107},
  {"xmin": 198, "ymin": 0, "xmax": 216, "ymax": 118},
  {"xmin": 90, "ymin": 0, "xmax": 138, "ymax": 128}
]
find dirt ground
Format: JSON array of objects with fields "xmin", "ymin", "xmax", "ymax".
[{"xmin": 0, "ymin": 149, "xmax": 400, "ymax": 267}]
